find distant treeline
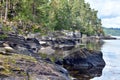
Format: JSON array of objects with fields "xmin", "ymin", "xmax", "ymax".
[
  {"xmin": 0, "ymin": 0, "xmax": 104, "ymax": 36},
  {"xmin": 103, "ymin": 27, "xmax": 120, "ymax": 36}
]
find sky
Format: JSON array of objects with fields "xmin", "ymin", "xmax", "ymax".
[{"xmin": 85, "ymin": 0, "xmax": 120, "ymax": 28}]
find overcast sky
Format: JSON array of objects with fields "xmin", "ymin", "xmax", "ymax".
[{"xmin": 85, "ymin": 0, "xmax": 120, "ymax": 28}]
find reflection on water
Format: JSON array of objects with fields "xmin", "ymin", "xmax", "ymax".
[
  {"xmin": 80, "ymin": 39, "xmax": 104, "ymax": 51},
  {"xmin": 91, "ymin": 40, "xmax": 120, "ymax": 80},
  {"xmin": 64, "ymin": 65, "xmax": 104, "ymax": 80},
  {"xmin": 41, "ymin": 39, "xmax": 105, "ymax": 80},
  {"xmin": 64, "ymin": 39, "xmax": 105, "ymax": 80},
  {"xmin": 40, "ymin": 39, "xmax": 120, "ymax": 80}
]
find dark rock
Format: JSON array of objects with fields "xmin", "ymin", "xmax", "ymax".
[
  {"xmin": 63, "ymin": 48, "xmax": 105, "ymax": 69},
  {"xmin": 0, "ymin": 32, "xmax": 41, "ymax": 55},
  {"xmin": 0, "ymin": 53, "xmax": 70, "ymax": 80},
  {"xmin": 26, "ymin": 38, "xmax": 41, "ymax": 53},
  {"xmin": 5, "ymin": 33, "xmax": 26, "ymax": 44},
  {"xmin": 61, "ymin": 48, "xmax": 105, "ymax": 79},
  {"xmin": 52, "ymin": 45, "xmax": 75, "ymax": 51},
  {"xmin": 66, "ymin": 66, "xmax": 103, "ymax": 80},
  {"xmin": 0, "ymin": 66, "xmax": 5, "ymax": 71},
  {"xmin": 0, "ymin": 31, "xmax": 71, "ymax": 80},
  {"xmin": 100, "ymin": 36, "xmax": 117, "ymax": 40},
  {"xmin": 49, "ymin": 37, "xmax": 76, "ymax": 51},
  {"xmin": 44, "ymin": 58, "xmax": 52, "ymax": 62},
  {"xmin": 53, "ymin": 38, "xmax": 76, "ymax": 45},
  {"xmin": 0, "ymin": 41, "xmax": 4, "ymax": 47},
  {"xmin": 55, "ymin": 59, "xmax": 63, "ymax": 65},
  {"xmin": 55, "ymin": 64, "xmax": 69, "ymax": 77}
]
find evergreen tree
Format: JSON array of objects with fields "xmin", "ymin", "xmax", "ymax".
[{"xmin": 0, "ymin": 0, "xmax": 104, "ymax": 36}]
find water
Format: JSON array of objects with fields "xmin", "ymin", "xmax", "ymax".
[
  {"xmin": 92, "ymin": 39, "xmax": 120, "ymax": 80},
  {"xmin": 40, "ymin": 38, "xmax": 120, "ymax": 80}
]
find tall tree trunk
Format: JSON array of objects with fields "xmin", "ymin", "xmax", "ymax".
[{"xmin": 4, "ymin": 0, "xmax": 8, "ymax": 21}]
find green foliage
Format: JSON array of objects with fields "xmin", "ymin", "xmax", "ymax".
[
  {"xmin": 0, "ymin": 0, "xmax": 104, "ymax": 36},
  {"xmin": 103, "ymin": 28, "xmax": 120, "ymax": 36}
]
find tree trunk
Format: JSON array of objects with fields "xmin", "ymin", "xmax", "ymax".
[{"xmin": 4, "ymin": 0, "xmax": 8, "ymax": 21}]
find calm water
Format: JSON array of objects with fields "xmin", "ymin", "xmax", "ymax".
[
  {"xmin": 40, "ymin": 38, "xmax": 120, "ymax": 80},
  {"xmin": 92, "ymin": 39, "xmax": 120, "ymax": 80}
]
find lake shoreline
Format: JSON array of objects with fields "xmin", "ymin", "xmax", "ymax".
[{"xmin": 0, "ymin": 31, "xmax": 107, "ymax": 80}]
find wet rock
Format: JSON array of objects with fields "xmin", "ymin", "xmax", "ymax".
[
  {"xmin": 63, "ymin": 48, "xmax": 105, "ymax": 69},
  {"xmin": 66, "ymin": 65, "xmax": 104, "ymax": 80},
  {"xmin": 60, "ymin": 48, "xmax": 105, "ymax": 79}
]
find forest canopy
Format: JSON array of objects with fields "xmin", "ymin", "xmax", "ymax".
[
  {"xmin": 0, "ymin": 0, "xmax": 104, "ymax": 36},
  {"xmin": 103, "ymin": 28, "xmax": 120, "ymax": 36}
]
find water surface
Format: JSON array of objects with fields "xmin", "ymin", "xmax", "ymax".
[
  {"xmin": 40, "ymin": 39, "xmax": 120, "ymax": 80},
  {"xmin": 91, "ymin": 39, "xmax": 120, "ymax": 80}
]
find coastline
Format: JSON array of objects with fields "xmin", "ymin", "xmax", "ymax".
[{"xmin": 0, "ymin": 31, "xmax": 106, "ymax": 80}]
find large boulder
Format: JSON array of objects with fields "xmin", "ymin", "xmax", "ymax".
[
  {"xmin": 61, "ymin": 48, "xmax": 105, "ymax": 79},
  {"xmin": 63, "ymin": 48, "xmax": 105, "ymax": 69}
]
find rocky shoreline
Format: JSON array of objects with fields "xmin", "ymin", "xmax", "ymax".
[{"xmin": 0, "ymin": 32, "xmax": 106, "ymax": 80}]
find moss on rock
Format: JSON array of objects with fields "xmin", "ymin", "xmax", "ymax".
[{"xmin": 0, "ymin": 53, "xmax": 37, "ymax": 77}]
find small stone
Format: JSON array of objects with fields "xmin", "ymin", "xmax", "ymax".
[
  {"xmin": 0, "ymin": 51, "xmax": 6, "ymax": 54},
  {"xmin": 0, "ymin": 51, "xmax": 12, "ymax": 55},
  {"xmin": 0, "ymin": 66, "xmax": 5, "ymax": 71}
]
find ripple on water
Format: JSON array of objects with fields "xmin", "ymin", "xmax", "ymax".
[{"xmin": 91, "ymin": 39, "xmax": 120, "ymax": 80}]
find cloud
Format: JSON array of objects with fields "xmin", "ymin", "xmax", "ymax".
[
  {"xmin": 102, "ymin": 17, "xmax": 120, "ymax": 28},
  {"xmin": 85, "ymin": 0, "xmax": 120, "ymax": 28}
]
